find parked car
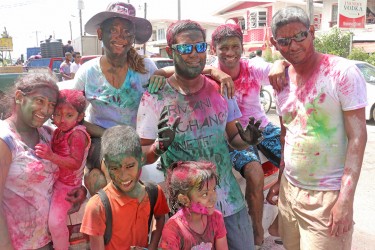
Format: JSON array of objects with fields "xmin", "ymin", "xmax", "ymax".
[
  {"xmin": 150, "ymin": 57, "xmax": 174, "ymax": 69},
  {"xmin": 353, "ymin": 61, "xmax": 375, "ymax": 121},
  {"xmin": 80, "ymin": 55, "xmax": 101, "ymax": 65}
]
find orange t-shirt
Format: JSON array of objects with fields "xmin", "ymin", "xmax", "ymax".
[{"xmin": 80, "ymin": 182, "xmax": 169, "ymax": 250}]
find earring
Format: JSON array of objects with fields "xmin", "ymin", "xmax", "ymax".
[{"xmin": 15, "ymin": 100, "xmax": 21, "ymax": 104}]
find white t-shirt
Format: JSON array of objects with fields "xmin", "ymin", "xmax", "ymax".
[
  {"xmin": 211, "ymin": 58, "xmax": 272, "ymax": 128},
  {"xmin": 275, "ymin": 54, "xmax": 367, "ymax": 190},
  {"xmin": 70, "ymin": 62, "xmax": 80, "ymax": 74},
  {"xmin": 73, "ymin": 57, "xmax": 157, "ymax": 128}
]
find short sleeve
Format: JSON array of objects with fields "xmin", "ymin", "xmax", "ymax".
[
  {"xmin": 153, "ymin": 185, "xmax": 170, "ymax": 216},
  {"xmin": 214, "ymin": 210, "xmax": 227, "ymax": 239},
  {"xmin": 158, "ymin": 218, "xmax": 181, "ymax": 250},
  {"xmin": 136, "ymin": 91, "xmax": 162, "ymax": 139},
  {"xmin": 226, "ymin": 97, "xmax": 242, "ymax": 122},
  {"xmin": 80, "ymin": 195, "xmax": 107, "ymax": 236},
  {"xmin": 337, "ymin": 64, "xmax": 367, "ymax": 111}
]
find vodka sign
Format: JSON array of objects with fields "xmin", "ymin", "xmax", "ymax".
[{"xmin": 338, "ymin": 0, "xmax": 367, "ymax": 28}]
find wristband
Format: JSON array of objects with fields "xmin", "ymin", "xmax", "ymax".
[{"xmin": 151, "ymin": 142, "xmax": 165, "ymax": 156}]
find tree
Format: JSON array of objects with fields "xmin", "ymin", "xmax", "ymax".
[
  {"xmin": 348, "ymin": 47, "xmax": 369, "ymax": 62},
  {"xmin": 314, "ymin": 27, "xmax": 352, "ymax": 58}
]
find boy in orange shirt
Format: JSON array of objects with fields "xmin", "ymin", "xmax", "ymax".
[{"xmin": 80, "ymin": 125, "xmax": 169, "ymax": 250}]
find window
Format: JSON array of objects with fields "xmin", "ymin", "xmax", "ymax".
[
  {"xmin": 331, "ymin": 4, "xmax": 338, "ymax": 27},
  {"xmin": 157, "ymin": 28, "xmax": 165, "ymax": 40},
  {"xmin": 249, "ymin": 10, "xmax": 267, "ymax": 29},
  {"xmin": 238, "ymin": 17, "xmax": 246, "ymax": 31}
]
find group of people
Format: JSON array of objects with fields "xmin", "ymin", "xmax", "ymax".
[
  {"xmin": 0, "ymin": 2, "xmax": 367, "ymax": 250},
  {"xmin": 59, "ymin": 51, "xmax": 81, "ymax": 81}
]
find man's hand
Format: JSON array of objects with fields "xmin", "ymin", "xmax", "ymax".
[
  {"xmin": 66, "ymin": 186, "xmax": 87, "ymax": 214},
  {"xmin": 266, "ymin": 181, "xmax": 280, "ymax": 205},
  {"xmin": 268, "ymin": 60, "xmax": 289, "ymax": 93},
  {"xmin": 153, "ymin": 107, "xmax": 181, "ymax": 155},
  {"xmin": 235, "ymin": 117, "xmax": 264, "ymax": 145},
  {"xmin": 35, "ymin": 143, "xmax": 53, "ymax": 160},
  {"xmin": 209, "ymin": 67, "xmax": 235, "ymax": 99},
  {"xmin": 145, "ymin": 75, "xmax": 166, "ymax": 94},
  {"xmin": 328, "ymin": 199, "xmax": 353, "ymax": 237}
]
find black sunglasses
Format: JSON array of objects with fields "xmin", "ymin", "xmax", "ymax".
[
  {"xmin": 276, "ymin": 30, "xmax": 309, "ymax": 47},
  {"xmin": 171, "ymin": 42, "xmax": 207, "ymax": 55}
]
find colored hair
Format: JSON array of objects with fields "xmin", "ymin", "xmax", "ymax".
[
  {"xmin": 100, "ymin": 18, "xmax": 148, "ymax": 74},
  {"xmin": 0, "ymin": 71, "xmax": 59, "ymax": 120},
  {"xmin": 57, "ymin": 89, "xmax": 87, "ymax": 114},
  {"xmin": 166, "ymin": 20, "xmax": 206, "ymax": 47},
  {"xmin": 211, "ymin": 23, "xmax": 243, "ymax": 48},
  {"xmin": 271, "ymin": 6, "xmax": 310, "ymax": 37},
  {"xmin": 101, "ymin": 125, "xmax": 142, "ymax": 163},
  {"xmin": 167, "ymin": 161, "xmax": 219, "ymax": 213}
]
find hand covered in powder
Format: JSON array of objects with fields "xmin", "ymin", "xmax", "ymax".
[
  {"xmin": 235, "ymin": 117, "xmax": 264, "ymax": 145},
  {"xmin": 152, "ymin": 106, "xmax": 181, "ymax": 155},
  {"xmin": 35, "ymin": 143, "xmax": 53, "ymax": 160}
]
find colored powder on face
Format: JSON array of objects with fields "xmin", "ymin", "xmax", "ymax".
[{"xmin": 189, "ymin": 202, "xmax": 209, "ymax": 215}]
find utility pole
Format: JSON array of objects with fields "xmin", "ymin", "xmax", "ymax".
[
  {"xmin": 178, "ymin": 0, "xmax": 181, "ymax": 20},
  {"xmin": 78, "ymin": 0, "xmax": 84, "ymax": 36},
  {"xmin": 307, "ymin": 0, "xmax": 314, "ymax": 25},
  {"xmin": 34, "ymin": 30, "xmax": 41, "ymax": 46},
  {"xmin": 143, "ymin": 2, "xmax": 147, "ymax": 55}
]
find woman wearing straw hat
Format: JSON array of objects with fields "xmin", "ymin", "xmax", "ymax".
[{"xmin": 72, "ymin": 2, "xmax": 164, "ymax": 196}]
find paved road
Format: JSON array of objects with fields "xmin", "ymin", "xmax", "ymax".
[{"xmin": 261, "ymin": 108, "xmax": 375, "ymax": 250}]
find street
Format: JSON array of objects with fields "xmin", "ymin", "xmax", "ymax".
[{"xmin": 260, "ymin": 108, "xmax": 375, "ymax": 250}]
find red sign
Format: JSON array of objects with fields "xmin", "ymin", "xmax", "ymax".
[{"xmin": 338, "ymin": 0, "xmax": 367, "ymax": 28}]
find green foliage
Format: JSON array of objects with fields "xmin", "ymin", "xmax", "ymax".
[
  {"xmin": 263, "ymin": 47, "xmax": 273, "ymax": 62},
  {"xmin": 366, "ymin": 53, "xmax": 375, "ymax": 66},
  {"xmin": 314, "ymin": 27, "xmax": 352, "ymax": 58},
  {"xmin": 348, "ymin": 47, "xmax": 369, "ymax": 61},
  {"xmin": 263, "ymin": 48, "xmax": 284, "ymax": 63}
]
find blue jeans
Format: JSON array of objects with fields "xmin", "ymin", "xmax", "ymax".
[{"xmin": 224, "ymin": 207, "xmax": 255, "ymax": 250}]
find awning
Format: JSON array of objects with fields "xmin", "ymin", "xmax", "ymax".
[{"xmin": 352, "ymin": 42, "xmax": 375, "ymax": 53}]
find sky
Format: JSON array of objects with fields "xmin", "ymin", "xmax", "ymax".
[{"xmin": 0, "ymin": 0, "xmax": 232, "ymax": 59}]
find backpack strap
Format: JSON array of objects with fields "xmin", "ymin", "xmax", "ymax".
[
  {"xmin": 144, "ymin": 182, "xmax": 159, "ymax": 233},
  {"xmin": 97, "ymin": 189, "xmax": 112, "ymax": 246}
]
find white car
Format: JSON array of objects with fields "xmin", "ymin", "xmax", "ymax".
[{"xmin": 352, "ymin": 61, "xmax": 375, "ymax": 121}]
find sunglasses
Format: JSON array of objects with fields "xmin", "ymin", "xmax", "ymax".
[
  {"xmin": 171, "ymin": 42, "xmax": 207, "ymax": 55},
  {"xmin": 276, "ymin": 30, "xmax": 309, "ymax": 47}
]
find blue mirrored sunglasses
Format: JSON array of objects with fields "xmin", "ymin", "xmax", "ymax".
[
  {"xmin": 276, "ymin": 30, "xmax": 309, "ymax": 47},
  {"xmin": 171, "ymin": 42, "xmax": 208, "ymax": 55}
]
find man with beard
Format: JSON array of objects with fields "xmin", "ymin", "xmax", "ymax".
[{"xmin": 137, "ymin": 20, "xmax": 264, "ymax": 250}]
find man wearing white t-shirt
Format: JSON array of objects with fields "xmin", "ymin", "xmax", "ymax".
[
  {"xmin": 266, "ymin": 6, "xmax": 367, "ymax": 250},
  {"xmin": 70, "ymin": 52, "xmax": 81, "ymax": 78}
]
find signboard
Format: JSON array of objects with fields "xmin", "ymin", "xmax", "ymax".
[
  {"xmin": 0, "ymin": 37, "xmax": 13, "ymax": 51},
  {"xmin": 338, "ymin": 0, "xmax": 367, "ymax": 28}
]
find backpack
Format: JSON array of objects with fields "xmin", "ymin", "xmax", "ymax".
[{"xmin": 97, "ymin": 182, "xmax": 159, "ymax": 245}]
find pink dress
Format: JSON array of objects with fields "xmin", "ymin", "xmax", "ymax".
[
  {"xmin": 159, "ymin": 209, "xmax": 227, "ymax": 250},
  {"xmin": 49, "ymin": 125, "xmax": 91, "ymax": 250},
  {"xmin": 0, "ymin": 120, "xmax": 59, "ymax": 249}
]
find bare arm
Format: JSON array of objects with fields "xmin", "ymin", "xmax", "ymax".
[
  {"xmin": 0, "ymin": 140, "xmax": 15, "ymax": 250},
  {"xmin": 35, "ymin": 130, "xmax": 89, "ymax": 170},
  {"xmin": 215, "ymin": 236, "xmax": 229, "ymax": 250},
  {"xmin": 83, "ymin": 120, "xmax": 105, "ymax": 138},
  {"xmin": 148, "ymin": 215, "xmax": 166, "ymax": 250},
  {"xmin": 89, "ymin": 235, "xmax": 105, "ymax": 250},
  {"xmin": 266, "ymin": 116, "xmax": 286, "ymax": 205},
  {"xmin": 328, "ymin": 108, "xmax": 367, "ymax": 237},
  {"xmin": 268, "ymin": 60, "xmax": 290, "ymax": 93},
  {"xmin": 141, "ymin": 138, "xmax": 160, "ymax": 164}
]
